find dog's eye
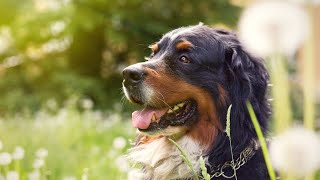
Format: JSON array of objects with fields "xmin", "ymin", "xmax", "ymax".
[{"xmin": 178, "ymin": 56, "xmax": 190, "ymax": 63}]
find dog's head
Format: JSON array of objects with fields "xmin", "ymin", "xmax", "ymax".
[{"xmin": 122, "ymin": 24, "xmax": 269, "ymax": 149}]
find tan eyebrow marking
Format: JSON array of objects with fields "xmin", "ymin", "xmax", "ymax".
[
  {"xmin": 176, "ymin": 40, "xmax": 193, "ymax": 50},
  {"xmin": 148, "ymin": 43, "xmax": 159, "ymax": 53}
]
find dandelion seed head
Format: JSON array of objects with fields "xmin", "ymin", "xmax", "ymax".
[
  {"xmin": 270, "ymin": 127, "xmax": 320, "ymax": 176},
  {"xmin": 35, "ymin": 148, "xmax": 48, "ymax": 159},
  {"xmin": 6, "ymin": 171, "xmax": 19, "ymax": 180},
  {"xmin": 28, "ymin": 170, "xmax": 40, "ymax": 180},
  {"xmin": 62, "ymin": 176, "xmax": 77, "ymax": 180},
  {"xmin": 0, "ymin": 152, "xmax": 12, "ymax": 166},
  {"xmin": 81, "ymin": 98, "xmax": 94, "ymax": 110},
  {"xmin": 12, "ymin": 146, "xmax": 25, "ymax": 160},
  {"xmin": 115, "ymin": 155, "xmax": 129, "ymax": 172},
  {"xmin": 112, "ymin": 137, "xmax": 127, "ymax": 150},
  {"xmin": 33, "ymin": 158, "xmax": 45, "ymax": 169},
  {"xmin": 238, "ymin": 1, "xmax": 309, "ymax": 57},
  {"xmin": 50, "ymin": 21, "xmax": 66, "ymax": 36}
]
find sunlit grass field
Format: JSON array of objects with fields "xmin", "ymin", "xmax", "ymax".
[{"xmin": 0, "ymin": 99, "xmax": 135, "ymax": 180}]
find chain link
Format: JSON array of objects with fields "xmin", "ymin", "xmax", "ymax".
[{"xmin": 211, "ymin": 144, "xmax": 256, "ymax": 178}]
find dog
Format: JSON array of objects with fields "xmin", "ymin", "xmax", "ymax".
[{"xmin": 122, "ymin": 24, "xmax": 270, "ymax": 180}]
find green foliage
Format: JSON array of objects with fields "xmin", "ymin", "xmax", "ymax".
[
  {"xmin": 0, "ymin": 104, "xmax": 135, "ymax": 179},
  {"xmin": 0, "ymin": 0, "xmax": 240, "ymax": 114}
]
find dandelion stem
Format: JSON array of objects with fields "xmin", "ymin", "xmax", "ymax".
[
  {"xmin": 246, "ymin": 101, "xmax": 276, "ymax": 180},
  {"xmin": 268, "ymin": 53, "xmax": 292, "ymax": 133},
  {"xmin": 303, "ymin": 5, "xmax": 316, "ymax": 180},
  {"xmin": 303, "ymin": 5, "xmax": 315, "ymax": 130}
]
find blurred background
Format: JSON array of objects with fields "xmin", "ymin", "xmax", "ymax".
[{"xmin": 0, "ymin": 0, "xmax": 319, "ymax": 179}]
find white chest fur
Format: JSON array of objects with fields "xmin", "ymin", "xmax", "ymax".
[{"xmin": 127, "ymin": 136, "xmax": 205, "ymax": 180}]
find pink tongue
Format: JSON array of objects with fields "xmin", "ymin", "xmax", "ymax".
[{"xmin": 132, "ymin": 107, "xmax": 168, "ymax": 129}]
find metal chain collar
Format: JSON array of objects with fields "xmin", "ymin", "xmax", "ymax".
[{"xmin": 210, "ymin": 143, "xmax": 257, "ymax": 178}]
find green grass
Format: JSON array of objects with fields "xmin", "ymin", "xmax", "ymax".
[{"xmin": 0, "ymin": 105, "xmax": 135, "ymax": 179}]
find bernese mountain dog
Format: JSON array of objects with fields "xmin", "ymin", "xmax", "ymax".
[{"xmin": 122, "ymin": 24, "xmax": 270, "ymax": 180}]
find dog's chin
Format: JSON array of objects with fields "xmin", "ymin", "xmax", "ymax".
[{"xmin": 135, "ymin": 100, "xmax": 198, "ymax": 137}]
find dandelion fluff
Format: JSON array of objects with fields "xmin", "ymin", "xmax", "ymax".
[
  {"xmin": 28, "ymin": 171, "xmax": 40, "ymax": 180},
  {"xmin": 112, "ymin": 137, "xmax": 127, "ymax": 150},
  {"xmin": 238, "ymin": 1, "xmax": 309, "ymax": 57},
  {"xmin": 270, "ymin": 127, "xmax": 320, "ymax": 176},
  {"xmin": 0, "ymin": 152, "xmax": 12, "ymax": 166},
  {"xmin": 35, "ymin": 148, "xmax": 48, "ymax": 159},
  {"xmin": 33, "ymin": 159, "xmax": 45, "ymax": 169},
  {"xmin": 12, "ymin": 146, "xmax": 25, "ymax": 160},
  {"xmin": 115, "ymin": 155, "xmax": 129, "ymax": 172},
  {"xmin": 6, "ymin": 171, "xmax": 19, "ymax": 180}
]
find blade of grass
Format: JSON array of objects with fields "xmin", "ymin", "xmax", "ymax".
[
  {"xmin": 225, "ymin": 105, "xmax": 238, "ymax": 180},
  {"xmin": 199, "ymin": 156, "xmax": 210, "ymax": 180},
  {"xmin": 246, "ymin": 101, "xmax": 276, "ymax": 180}
]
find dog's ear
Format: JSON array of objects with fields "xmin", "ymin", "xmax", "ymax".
[{"xmin": 224, "ymin": 44, "xmax": 268, "ymax": 101}]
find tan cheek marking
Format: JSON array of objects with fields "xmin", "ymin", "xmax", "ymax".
[
  {"xmin": 176, "ymin": 40, "xmax": 193, "ymax": 50},
  {"xmin": 145, "ymin": 69, "xmax": 222, "ymax": 150}
]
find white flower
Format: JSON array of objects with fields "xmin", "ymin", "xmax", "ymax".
[
  {"xmin": 115, "ymin": 155, "xmax": 129, "ymax": 172},
  {"xmin": 62, "ymin": 176, "xmax": 77, "ymax": 180},
  {"xmin": 6, "ymin": 171, "xmax": 19, "ymax": 180},
  {"xmin": 112, "ymin": 137, "xmax": 127, "ymax": 150},
  {"xmin": 28, "ymin": 171, "xmax": 40, "ymax": 180},
  {"xmin": 238, "ymin": 1, "xmax": 309, "ymax": 57},
  {"xmin": 33, "ymin": 159, "xmax": 45, "ymax": 169},
  {"xmin": 127, "ymin": 169, "xmax": 143, "ymax": 180},
  {"xmin": 35, "ymin": 148, "xmax": 48, "ymax": 159},
  {"xmin": 81, "ymin": 98, "xmax": 94, "ymax": 110},
  {"xmin": 0, "ymin": 152, "xmax": 12, "ymax": 166},
  {"xmin": 81, "ymin": 168, "xmax": 89, "ymax": 180},
  {"xmin": 50, "ymin": 21, "xmax": 66, "ymax": 36},
  {"xmin": 12, "ymin": 146, "xmax": 25, "ymax": 160},
  {"xmin": 270, "ymin": 127, "xmax": 320, "ymax": 176}
]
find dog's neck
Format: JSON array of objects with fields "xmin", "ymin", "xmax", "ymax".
[
  {"xmin": 127, "ymin": 135, "xmax": 206, "ymax": 180},
  {"xmin": 127, "ymin": 133, "xmax": 260, "ymax": 180}
]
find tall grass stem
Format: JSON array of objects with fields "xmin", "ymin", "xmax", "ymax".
[{"xmin": 246, "ymin": 101, "xmax": 276, "ymax": 180}]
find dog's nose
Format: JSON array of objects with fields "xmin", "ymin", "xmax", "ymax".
[{"xmin": 122, "ymin": 66, "xmax": 145, "ymax": 85}]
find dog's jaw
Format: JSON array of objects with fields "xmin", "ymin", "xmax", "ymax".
[{"xmin": 127, "ymin": 135, "xmax": 206, "ymax": 180}]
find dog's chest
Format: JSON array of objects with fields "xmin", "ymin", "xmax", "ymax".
[{"xmin": 127, "ymin": 136, "xmax": 205, "ymax": 180}]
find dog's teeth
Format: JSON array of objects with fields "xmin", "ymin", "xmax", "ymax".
[
  {"xmin": 151, "ymin": 114, "xmax": 157, "ymax": 121},
  {"xmin": 177, "ymin": 103, "xmax": 185, "ymax": 107},
  {"xmin": 167, "ymin": 109, "xmax": 174, "ymax": 113},
  {"xmin": 173, "ymin": 105, "xmax": 180, "ymax": 111}
]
